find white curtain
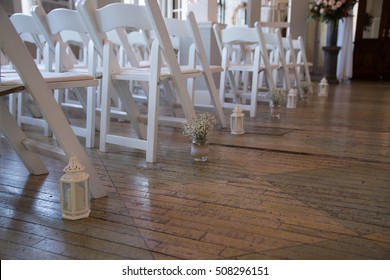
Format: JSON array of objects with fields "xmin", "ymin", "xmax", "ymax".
[{"xmin": 337, "ymin": 17, "xmax": 354, "ymax": 82}]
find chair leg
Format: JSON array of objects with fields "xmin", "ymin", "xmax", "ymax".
[
  {"xmin": 250, "ymin": 71, "xmax": 260, "ymax": 118},
  {"xmin": 99, "ymin": 71, "xmax": 111, "ymax": 153},
  {"xmin": 17, "ymin": 92, "xmax": 23, "ymax": 127},
  {"xmin": 85, "ymin": 85, "xmax": 96, "ymax": 148},
  {"xmin": 145, "ymin": 47, "xmax": 161, "ymax": 163},
  {"xmin": 145, "ymin": 39, "xmax": 163, "ymax": 163},
  {"xmin": 219, "ymin": 67, "xmax": 227, "ymax": 106},
  {"xmin": 8, "ymin": 93, "xmax": 17, "ymax": 117}
]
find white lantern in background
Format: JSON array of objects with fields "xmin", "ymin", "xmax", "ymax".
[
  {"xmin": 59, "ymin": 153, "xmax": 90, "ymax": 220},
  {"xmin": 318, "ymin": 77, "xmax": 329, "ymax": 96},
  {"xmin": 230, "ymin": 105, "xmax": 245, "ymax": 135},
  {"xmin": 287, "ymin": 89, "xmax": 298, "ymax": 108}
]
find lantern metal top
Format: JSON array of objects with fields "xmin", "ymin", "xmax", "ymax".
[
  {"xmin": 319, "ymin": 77, "xmax": 328, "ymax": 86},
  {"xmin": 63, "ymin": 153, "xmax": 85, "ymax": 174},
  {"xmin": 232, "ymin": 104, "xmax": 244, "ymax": 116}
]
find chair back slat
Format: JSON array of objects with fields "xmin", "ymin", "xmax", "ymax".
[
  {"xmin": 95, "ymin": 3, "xmax": 154, "ymax": 33},
  {"xmin": 46, "ymin": 8, "xmax": 87, "ymax": 35},
  {"xmin": 10, "ymin": 13, "xmax": 46, "ymax": 55},
  {"xmin": 220, "ymin": 26, "xmax": 258, "ymax": 45}
]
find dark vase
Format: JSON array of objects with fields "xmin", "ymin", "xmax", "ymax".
[
  {"xmin": 326, "ymin": 19, "xmax": 339, "ymax": 46},
  {"xmin": 323, "ymin": 19, "xmax": 341, "ymax": 84}
]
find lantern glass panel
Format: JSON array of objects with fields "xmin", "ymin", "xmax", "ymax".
[
  {"xmin": 61, "ymin": 182, "xmax": 71, "ymax": 212},
  {"xmin": 75, "ymin": 182, "xmax": 87, "ymax": 212}
]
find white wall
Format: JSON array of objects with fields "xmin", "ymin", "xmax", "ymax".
[
  {"xmin": 188, "ymin": 0, "xmax": 217, "ymax": 22},
  {"xmin": 289, "ymin": 0, "xmax": 310, "ymax": 40}
]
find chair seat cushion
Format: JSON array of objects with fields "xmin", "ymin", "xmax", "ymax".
[
  {"xmin": 112, "ymin": 66, "xmax": 203, "ymax": 81},
  {"xmin": 1, "ymin": 71, "xmax": 98, "ymax": 91}
]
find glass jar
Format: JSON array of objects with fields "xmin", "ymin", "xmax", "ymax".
[
  {"xmin": 271, "ymin": 103, "xmax": 282, "ymax": 119},
  {"xmin": 300, "ymin": 88, "xmax": 310, "ymax": 101},
  {"xmin": 191, "ymin": 136, "xmax": 209, "ymax": 162}
]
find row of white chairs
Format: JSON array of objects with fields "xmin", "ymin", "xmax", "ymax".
[
  {"xmin": 3, "ymin": 0, "xmax": 228, "ymax": 163},
  {"xmin": 6, "ymin": 6, "xmax": 100, "ymax": 143},
  {"xmin": 213, "ymin": 22, "xmax": 312, "ymax": 117},
  {"xmin": 0, "ymin": 3, "xmax": 106, "ymax": 198}
]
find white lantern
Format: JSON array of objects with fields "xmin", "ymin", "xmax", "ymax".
[
  {"xmin": 59, "ymin": 153, "xmax": 90, "ymax": 220},
  {"xmin": 318, "ymin": 77, "xmax": 329, "ymax": 96},
  {"xmin": 230, "ymin": 105, "xmax": 245, "ymax": 135},
  {"xmin": 287, "ymin": 89, "xmax": 298, "ymax": 108}
]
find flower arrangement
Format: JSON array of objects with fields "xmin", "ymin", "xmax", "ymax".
[
  {"xmin": 308, "ymin": 0, "xmax": 357, "ymax": 23},
  {"xmin": 268, "ymin": 87, "xmax": 287, "ymax": 105},
  {"xmin": 300, "ymin": 81, "xmax": 313, "ymax": 101},
  {"xmin": 183, "ymin": 113, "xmax": 217, "ymax": 140},
  {"xmin": 300, "ymin": 81, "xmax": 313, "ymax": 93}
]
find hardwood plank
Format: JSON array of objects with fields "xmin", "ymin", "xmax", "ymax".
[
  {"xmin": 40, "ymin": 234, "xmax": 152, "ymax": 259},
  {"xmin": 0, "ymin": 227, "xmax": 45, "ymax": 246},
  {"xmin": 139, "ymin": 228, "xmax": 225, "ymax": 259},
  {"xmin": 364, "ymin": 231, "xmax": 390, "ymax": 244},
  {"xmin": 0, "ymin": 214, "xmax": 153, "ymax": 259},
  {"xmin": 312, "ymin": 237, "xmax": 390, "ymax": 259},
  {"xmin": 201, "ymin": 232, "xmax": 301, "ymax": 253},
  {"xmin": 0, "ymin": 239, "xmax": 70, "ymax": 260},
  {"xmin": 32, "ymin": 239, "xmax": 128, "ymax": 259}
]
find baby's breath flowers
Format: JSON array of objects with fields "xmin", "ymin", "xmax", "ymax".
[
  {"xmin": 300, "ymin": 81, "xmax": 313, "ymax": 101},
  {"xmin": 183, "ymin": 113, "xmax": 217, "ymax": 140},
  {"xmin": 300, "ymin": 81, "xmax": 313, "ymax": 94},
  {"xmin": 300, "ymin": 81, "xmax": 312, "ymax": 90},
  {"xmin": 268, "ymin": 88, "xmax": 287, "ymax": 106}
]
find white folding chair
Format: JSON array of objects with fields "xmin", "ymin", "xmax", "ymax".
[
  {"xmin": 290, "ymin": 36, "xmax": 313, "ymax": 94},
  {"xmin": 277, "ymin": 30, "xmax": 302, "ymax": 94},
  {"xmin": 162, "ymin": 12, "xmax": 226, "ymax": 127},
  {"xmin": 11, "ymin": 6, "xmax": 97, "ymax": 147},
  {"xmin": 77, "ymin": 0, "xmax": 197, "ymax": 162},
  {"xmin": 8, "ymin": 13, "xmax": 46, "ymax": 69},
  {"xmin": 213, "ymin": 23, "xmax": 242, "ymax": 105},
  {"xmin": 103, "ymin": 22, "xmax": 153, "ymax": 105},
  {"xmin": 213, "ymin": 23, "xmax": 277, "ymax": 117},
  {"xmin": 0, "ymin": 4, "xmax": 106, "ymax": 198},
  {"xmin": 118, "ymin": 11, "xmax": 223, "ymax": 125},
  {"xmin": 260, "ymin": 27, "xmax": 292, "ymax": 93},
  {"xmin": 33, "ymin": 6, "xmax": 83, "ymax": 71},
  {"xmin": 116, "ymin": 30, "xmax": 151, "ymax": 99},
  {"xmin": 8, "ymin": 13, "xmax": 53, "ymax": 136},
  {"xmin": 143, "ymin": 0, "xmax": 199, "ymax": 120}
]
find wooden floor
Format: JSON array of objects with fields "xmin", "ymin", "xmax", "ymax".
[{"xmin": 1, "ymin": 80, "xmax": 390, "ymax": 260}]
